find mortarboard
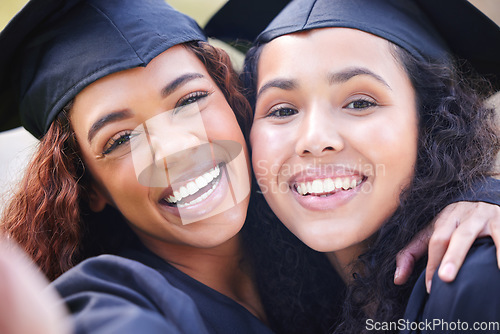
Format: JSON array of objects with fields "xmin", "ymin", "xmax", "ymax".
[
  {"xmin": 209, "ymin": 0, "xmax": 500, "ymax": 91},
  {"xmin": 0, "ymin": 0, "xmax": 206, "ymax": 138},
  {"xmin": 205, "ymin": 0, "xmax": 290, "ymax": 44}
]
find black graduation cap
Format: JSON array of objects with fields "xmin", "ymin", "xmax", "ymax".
[
  {"xmin": 0, "ymin": 0, "xmax": 206, "ymax": 138},
  {"xmin": 205, "ymin": 0, "xmax": 290, "ymax": 43},
  {"xmin": 208, "ymin": 0, "xmax": 500, "ymax": 91}
]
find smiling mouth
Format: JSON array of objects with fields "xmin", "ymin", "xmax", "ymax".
[
  {"xmin": 160, "ymin": 163, "xmax": 223, "ymax": 208},
  {"xmin": 293, "ymin": 176, "xmax": 365, "ymax": 197}
]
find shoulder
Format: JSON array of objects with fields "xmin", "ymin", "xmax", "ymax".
[
  {"xmin": 51, "ymin": 254, "xmax": 209, "ymax": 334},
  {"xmin": 456, "ymin": 177, "xmax": 500, "ymax": 205},
  {"xmin": 53, "ymin": 254, "xmax": 167, "ymax": 296},
  {"xmin": 425, "ymin": 239, "xmax": 500, "ymax": 321}
]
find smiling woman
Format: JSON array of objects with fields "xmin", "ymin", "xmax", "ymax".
[
  {"xmin": 242, "ymin": 0, "xmax": 500, "ymax": 332},
  {"xmin": 0, "ymin": 0, "xmax": 235, "ymax": 216},
  {"xmin": 0, "ymin": 0, "xmax": 271, "ymax": 333},
  {"xmin": 70, "ymin": 45, "xmax": 250, "ymax": 242},
  {"xmin": 251, "ymin": 27, "xmax": 420, "ymax": 259}
]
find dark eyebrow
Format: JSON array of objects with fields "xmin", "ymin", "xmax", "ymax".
[
  {"xmin": 87, "ymin": 73, "xmax": 205, "ymax": 143},
  {"xmin": 161, "ymin": 73, "xmax": 205, "ymax": 97},
  {"xmin": 256, "ymin": 78, "xmax": 298, "ymax": 100},
  {"xmin": 87, "ymin": 109, "xmax": 132, "ymax": 143},
  {"xmin": 328, "ymin": 67, "xmax": 391, "ymax": 89}
]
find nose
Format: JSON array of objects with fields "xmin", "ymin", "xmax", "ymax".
[
  {"xmin": 132, "ymin": 120, "xmax": 209, "ymax": 187},
  {"xmin": 149, "ymin": 127, "xmax": 205, "ymax": 169},
  {"xmin": 294, "ymin": 105, "xmax": 344, "ymax": 157}
]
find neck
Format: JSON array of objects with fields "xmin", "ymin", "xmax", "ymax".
[
  {"xmin": 140, "ymin": 234, "xmax": 266, "ymax": 322},
  {"xmin": 326, "ymin": 242, "xmax": 366, "ymax": 283}
]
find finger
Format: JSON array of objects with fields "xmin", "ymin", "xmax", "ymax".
[
  {"xmin": 471, "ymin": 204, "xmax": 500, "ymax": 268},
  {"xmin": 395, "ymin": 250, "xmax": 415, "ymax": 285},
  {"xmin": 425, "ymin": 205, "xmax": 466, "ymax": 292},
  {"xmin": 444, "ymin": 203, "xmax": 500, "ymax": 270},
  {"xmin": 395, "ymin": 227, "xmax": 431, "ymax": 285},
  {"xmin": 437, "ymin": 216, "xmax": 485, "ymax": 283},
  {"xmin": 489, "ymin": 218, "xmax": 500, "ymax": 268},
  {"xmin": 426, "ymin": 232, "xmax": 451, "ymax": 292}
]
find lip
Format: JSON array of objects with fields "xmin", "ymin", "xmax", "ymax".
[
  {"xmin": 286, "ymin": 166, "xmax": 366, "ymax": 211},
  {"xmin": 157, "ymin": 163, "xmax": 230, "ymax": 221},
  {"xmin": 290, "ymin": 176, "xmax": 366, "ymax": 211}
]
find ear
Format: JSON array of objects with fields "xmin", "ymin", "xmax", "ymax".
[{"xmin": 87, "ymin": 182, "xmax": 109, "ymax": 213}]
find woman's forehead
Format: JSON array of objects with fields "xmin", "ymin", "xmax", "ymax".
[{"xmin": 257, "ymin": 28, "xmax": 401, "ymax": 83}]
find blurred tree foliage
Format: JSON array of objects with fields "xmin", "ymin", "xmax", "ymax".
[{"xmin": 1, "ymin": 0, "xmax": 228, "ymax": 30}]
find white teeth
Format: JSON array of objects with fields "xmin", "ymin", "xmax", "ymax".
[
  {"xmin": 164, "ymin": 164, "xmax": 221, "ymax": 205},
  {"xmin": 179, "ymin": 186, "xmax": 189, "ymax": 198},
  {"xmin": 210, "ymin": 165, "xmax": 220, "ymax": 179},
  {"xmin": 177, "ymin": 179, "xmax": 219, "ymax": 208},
  {"xmin": 324, "ymin": 178, "xmax": 335, "ymax": 193},
  {"xmin": 203, "ymin": 173, "xmax": 213, "ymax": 183},
  {"xmin": 195, "ymin": 176, "xmax": 208, "ymax": 189},
  {"xmin": 186, "ymin": 181, "xmax": 198, "ymax": 195},
  {"xmin": 341, "ymin": 178, "xmax": 350, "ymax": 190},
  {"xmin": 311, "ymin": 179, "xmax": 323, "ymax": 193},
  {"xmin": 174, "ymin": 190, "xmax": 181, "ymax": 202},
  {"xmin": 295, "ymin": 177, "xmax": 362, "ymax": 196}
]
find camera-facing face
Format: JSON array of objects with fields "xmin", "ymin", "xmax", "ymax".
[
  {"xmin": 251, "ymin": 27, "xmax": 418, "ymax": 263},
  {"xmin": 70, "ymin": 45, "xmax": 251, "ymax": 249}
]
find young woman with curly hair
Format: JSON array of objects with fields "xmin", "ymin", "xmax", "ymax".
[
  {"xmin": 241, "ymin": 0, "xmax": 500, "ymax": 332},
  {"xmin": 0, "ymin": 0, "xmax": 268, "ymax": 332}
]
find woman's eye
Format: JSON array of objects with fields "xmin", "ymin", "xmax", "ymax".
[
  {"xmin": 266, "ymin": 107, "xmax": 298, "ymax": 118},
  {"xmin": 175, "ymin": 91, "xmax": 209, "ymax": 109},
  {"xmin": 102, "ymin": 131, "xmax": 134, "ymax": 156},
  {"xmin": 345, "ymin": 99, "xmax": 377, "ymax": 109}
]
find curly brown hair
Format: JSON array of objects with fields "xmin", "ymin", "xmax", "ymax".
[
  {"xmin": 1, "ymin": 41, "xmax": 253, "ymax": 281},
  {"xmin": 334, "ymin": 43, "xmax": 499, "ymax": 334}
]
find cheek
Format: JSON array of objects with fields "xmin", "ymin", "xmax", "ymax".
[
  {"xmin": 380, "ymin": 114, "xmax": 418, "ymax": 174},
  {"xmin": 90, "ymin": 157, "xmax": 146, "ymax": 204},
  {"xmin": 203, "ymin": 106, "xmax": 243, "ymax": 141},
  {"xmin": 250, "ymin": 123, "xmax": 287, "ymax": 182},
  {"xmin": 357, "ymin": 112, "xmax": 418, "ymax": 215},
  {"xmin": 351, "ymin": 111, "xmax": 418, "ymax": 169}
]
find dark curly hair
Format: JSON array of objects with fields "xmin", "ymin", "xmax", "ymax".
[
  {"xmin": 334, "ymin": 44, "xmax": 499, "ymax": 334},
  {"xmin": 240, "ymin": 40, "xmax": 499, "ymax": 334},
  {"xmin": 1, "ymin": 41, "xmax": 254, "ymax": 281}
]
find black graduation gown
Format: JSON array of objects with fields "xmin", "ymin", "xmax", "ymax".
[
  {"xmin": 402, "ymin": 238, "xmax": 500, "ymax": 333},
  {"xmin": 51, "ymin": 245, "xmax": 274, "ymax": 334}
]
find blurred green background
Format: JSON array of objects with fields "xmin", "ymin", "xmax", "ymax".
[
  {"xmin": 1, "ymin": 0, "xmax": 228, "ymax": 29},
  {"xmin": 2, "ymin": 0, "xmax": 499, "ymax": 31}
]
